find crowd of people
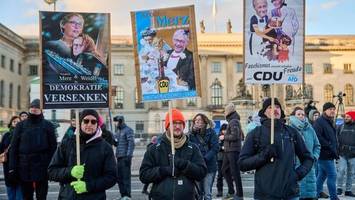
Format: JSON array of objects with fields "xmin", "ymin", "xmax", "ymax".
[{"xmin": 1, "ymin": 97, "xmax": 354, "ymax": 200}]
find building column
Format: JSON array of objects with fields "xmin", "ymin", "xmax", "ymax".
[
  {"xmin": 226, "ymin": 55, "xmax": 234, "ymax": 102},
  {"xmin": 200, "ymin": 55, "xmax": 208, "ymax": 107}
]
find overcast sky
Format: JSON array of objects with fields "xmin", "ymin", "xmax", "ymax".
[{"xmin": 1, "ymin": 0, "xmax": 354, "ymax": 36}]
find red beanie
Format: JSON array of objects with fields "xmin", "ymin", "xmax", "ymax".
[
  {"xmin": 165, "ymin": 109, "xmax": 185, "ymax": 130},
  {"xmin": 345, "ymin": 111, "xmax": 355, "ymax": 120}
]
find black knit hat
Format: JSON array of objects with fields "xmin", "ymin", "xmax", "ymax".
[
  {"xmin": 258, "ymin": 97, "xmax": 285, "ymax": 118},
  {"xmin": 323, "ymin": 102, "xmax": 336, "ymax": 112},
  {"xmin": 79, "ymin": 109, "xmax": 99, "ymax": 124},
  {"xmin": 30, "ymin": 99, "xmax": 40, "ymax": 109}
]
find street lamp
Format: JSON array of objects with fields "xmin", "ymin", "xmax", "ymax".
[{"xmin": 44, "ymin": 0, "xmax": 57, "ymax": 11}]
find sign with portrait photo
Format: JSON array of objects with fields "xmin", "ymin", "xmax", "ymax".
[
  {"xmin": 40, "ymin": 11, "xmax": 111, "ymax": 109},
  {"xmin": 131, "ymin": 5, "xmax": 200, "ymax": 102},
  {"xmin": 243, "ymin": 0, "xmax": 305, "ymax": 84}
]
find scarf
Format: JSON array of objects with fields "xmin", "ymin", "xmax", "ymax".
[{"xmin": 165, "ymin": 133, "xmax": 187, "ymax": 149}]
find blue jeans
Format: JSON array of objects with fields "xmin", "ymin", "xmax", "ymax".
[
  {"xmin": 198, "ymin": 172, "xmax": 216, "ymax": 200},
  {"xmin": 317, "ymin": 160, "xmax": 338, "ymax": 200},
  {"xmin": 337, "ymin": 156, "xmax": 355, "ymax": 191},
  {"xmin": 6, "ymin": 185, "xmax": 23, "ymax": 200}
]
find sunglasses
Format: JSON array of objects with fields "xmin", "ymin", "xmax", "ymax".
[{"xmin": 82, "ymin": 119, "xmax": 97, "ymax": 125}]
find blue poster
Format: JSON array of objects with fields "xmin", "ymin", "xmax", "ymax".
[{"xmin": 131, "ymin": 5, "xmax": 200, "ymax": 101}]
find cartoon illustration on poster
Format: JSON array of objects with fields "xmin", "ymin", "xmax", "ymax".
[
  {"xmin": 244, "ymin": 0, "xmax": 304, "ymax": 84},
  {"xmin": 131, "ymin": 5, "xmax": 200, "ymax": 101},
  {"xmin": 40, "ymin": 11, "xmax": 110, "ymax": 109}
]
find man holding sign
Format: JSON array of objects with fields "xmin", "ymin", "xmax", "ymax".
[
  {"xmin": 239, "ymin": 98, "xmax": 313, "ymax": 200},
  {"xmin": 139, "ymin": 109, "xmax": 207, "ymax": 200}
]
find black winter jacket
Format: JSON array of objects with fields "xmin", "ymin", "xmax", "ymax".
[
  {"xmin": 48, "ymin": 135, "xmax": 117, "ymax": 200},
  {"xmin": 139, "ymin": 134, "xmax": 207, "ymax": 200},
  {"xmin": 224, "ymin": 112, "xmax": 243, "ymax": 152},
  {"xmin": 239, "ymin": 118, "xmax": 314, "ymax": 200},
  {"xmin": 9, "ymin": 114, "xmax": 57, "ymax": 182},
  {"xmin": 337, "ymin": 121, "xmax": 355, "ymax": 158},
  {"xmin": 0, "ymin": 129, "xmax": 17, "ymax": 187},
  {"xmin": 313, "ymin": 115, "xmax": 338, "ymax": 160}
]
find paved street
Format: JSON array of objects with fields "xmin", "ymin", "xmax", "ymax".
[{"xmin": 0, "ymin": 145, "xmax": 354, "ymax": 199}]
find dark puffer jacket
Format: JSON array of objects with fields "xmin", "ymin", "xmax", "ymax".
[
  {"xmin": 0, "ymin": 129, "xmax": 17, "ymax": 187},
  {"xmin": 140, "ymin": 134, "xmax": 207, "ymax": 200},
  {"xmin": 48, "ymin": 135, "xmax": 117, "ymax": 200},
  {"xmin": 224, "ymin": 111, "xmax": 243, "ymax": 152},
  {"xmin": 337, "ymin": 121, "xmax": 355, "ymax": 158},
  {"xmin": 9, "ymin": 114, "xmax": 57, "ymax": 182},
  {"xmin": 239, "ymin": 118, "xmax": 314, "ymax": 200},
  {"xmin": 189, "ymin": 127, "xmax": 219, "ymax": 173},
  {"xmin": 313, "ymin": 115, "xmax": 338, "ymax": 160}
]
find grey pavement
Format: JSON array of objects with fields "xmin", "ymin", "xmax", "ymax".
[{"xmin": 0, "ymin": 145, "xmax": 354, "ymax": 199}]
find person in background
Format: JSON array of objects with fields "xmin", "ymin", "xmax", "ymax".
[
  {"xmin": 189, "ymin": 113, "xmax": 219, "ymax": 200},
  {"xmin": 113, "ymin": 115, "xmax": 135, "ymax": 200},
  {"xmin": 308, "ymin": 109, "xmax": 320, "ymax": 126},
  {"xmin": 97, "ymin": 115, "xmax": 116, "ymax": 146},
  {"xmin": 18, "ymin": 112, "xmax": 28, "ymax": 121},
  {"xmin": 9, "ymin": 99, "xmax": 57, "ymax": 200},
  {"xmin": 222, "ymin": 103, "xmax": 244, "ymax": 200},
  {"xmin": 48, "ymin": 109, "xmax": 117, "ymax": 199},
  {"xmin": 289, "ymin": 107, "xmax": 320, "ymax": 200},
  {"xmin": 141, "ymin": 135, "xmax": 158, "ymax": 195},
  {"xmin": 0, "ymin": 116, "xmax": 23, "ymax": 200},
  {"xmin": 139, "ymin": 109, "xmax": 207, "ymax": 200},
  {"xmin": 313, "ymin": 102, "xmax": 339, "ymax": 200},
  {"xmin": 216, "ymin": 123, "xmax": 230, "ymax": 198},
  {"xmin": 336, "ymin": 111, "xmax": 355, "ymax": 197},
  {"xmin": 62, "ymin": 116, "xmax": 76, "ymax": 142},
  {"xmin": 246, "ymin": 112, "xmax": 261, "ymax": 135}
]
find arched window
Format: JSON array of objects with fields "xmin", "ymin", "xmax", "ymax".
[
  {"xmin": 345, "ymin": 84, "xmax": 353, "ymax": 106},
  {"xmin": 210, "ymin": 79, "xmax": 223, "ymax": 106},
  {"xmin": 304, "ymin": 84, "xmax": 313, "ymax": 99},
  {"xmin": 324, "ymin": 84, "xmax": 333, "ymax": 102},
  {"xmin": 114, "ymin": 86, "xmax": 124, "ymax": 109}
]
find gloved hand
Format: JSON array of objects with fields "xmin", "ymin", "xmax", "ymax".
[
  {"xmin": 124, "ymin": 156, "xmax": 132, "ymax": 165},
  {"xmin": 159, "ymin": 166, "xmax": 174, "ymax": 177},
  {"xmin": 7, "ymin": 170, "xmax": 18, "ymax": 185},
  {"xmin": 70, "ymin": 180, "xmax": 87, "ymax": 194},
  {"xmin": 261, "ymin": 144, "xmax": 278, "ymax": 160},
  {"xmin": 174, "ymin": 157, "xmax": 188, "ymax": 170},
  {"xmin": 71, "ymin": 165, "xmax": 85, "ymax": 180}
]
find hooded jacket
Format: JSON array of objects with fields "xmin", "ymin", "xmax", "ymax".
[
  {"xmin": 289, "ymin": 116, "xmax": 320, "ymax": 198},
  {"xmin": 224, "ymin": 111, "xmax": 243, "ymax": 152},
  {"xmin": 239, "ymin": 118, "xmax": 314, "ymax": 200},
  {"xmin": 140, "ymin": 134, "xmax": 207, "ymax": 200},
  {"xmin": 189, "ymin": 123, "xmax": 219, "ymax": 173},
  {"xmin": 337, "ymin": 121, "xmax": 355, "ymax": 158},
  {"xmin": 48, "ymin": 130, "xmax": 117, "ymax": 200},
  {"xmin": 9, "ymin": 113, "xmax": 57, "ymax": 182},
  {"xmin": 313, "ymin": 115, "xmax": 338, "ymax": 160},
  {"xmin": 114, "ymin": 116, "xmax": 135, "ymax": 158}
]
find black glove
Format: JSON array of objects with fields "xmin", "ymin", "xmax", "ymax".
[
  {"xmin": 174, "ymin": 157, "xmax": 188, "ymax": 170},
  {"xmin": 261, "ymin": 144, "xmax": 278, "ymax": 160},
  {"xmin": 8, "ymin": 170, "xmax": 18, "ymax": 185},
  {"xmin": 159, "ymin": 166, "xmax": 173, "ymax": 177},
  {"xmin": 124, "ymin": 156, "xmax": 132, "ymax": 165}
]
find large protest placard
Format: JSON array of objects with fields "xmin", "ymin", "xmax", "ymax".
[
  {"xmin": 244, "ymin": 0, "xmax": 304, "ymax": 84},
  {"xmin": 131, "ymin": 5, "xmax": 200, "ymax": 102},
  {"xmin": 40, "ymin": 11, "xmax": 111, "ymax": 109}
]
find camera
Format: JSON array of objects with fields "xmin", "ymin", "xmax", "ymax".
[{"xmin": 333, "ymin": 92, "xmax": 346, "ymax": 99}]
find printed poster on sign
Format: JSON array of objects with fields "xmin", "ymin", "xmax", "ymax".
[
  {"xmin": 244, "ymin": 0, "xmax": 304, "ymax": 84},
  {"xmin": 131, "ymin": 5, "xmax": 200, "ymax": 102},
  {"xmin": 40, "ymin": 11, "xmax": 111, "ymax": 109}
]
